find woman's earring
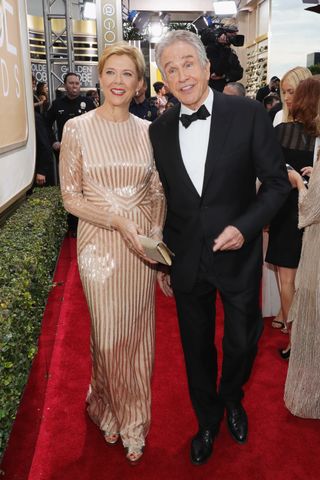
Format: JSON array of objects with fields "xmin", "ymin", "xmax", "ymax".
[{"xmin": 135, "ymin": 90, "xmax": 139, "ymax": 96}]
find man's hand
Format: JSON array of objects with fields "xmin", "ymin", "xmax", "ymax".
[
  {"xmin": 36, "ymin": 173, "xmax": 46, "ymax": 186},
  {"xmin": 210, "ymin": 73, "xmax": 225, "ymax": 80},
  {"xmin": 217, "ymin": 33, "xmax": 228, "ymax": 44},
  {"xmin": 52, "ymin": 141, "xmax": 61, "ymax": 151},
  {"xmin": 157, "ymin": 271, "xmax": 173, "ymax": 297},
  {"xmin": 213, "ymin": 225, "xmax": 244, "ymax": 252}
]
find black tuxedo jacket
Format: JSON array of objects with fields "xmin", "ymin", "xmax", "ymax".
[{"xmin": 149, "ymin": 90, "xmax": 291, "ymax": 292}]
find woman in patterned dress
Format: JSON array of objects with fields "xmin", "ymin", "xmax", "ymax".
[
  {"xmin": 59, "ymin": 43, "xmax": 166, "ymax": 464},
  {"xmin": 284, "ymin": 142, "xmax": 320, "ymax": 419}
]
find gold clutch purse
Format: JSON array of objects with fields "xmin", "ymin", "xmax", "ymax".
[{"xmin": 138, "ymin": 235, "xmax": 175, "ymax": 266}]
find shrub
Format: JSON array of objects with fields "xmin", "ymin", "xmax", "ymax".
[
  {"xmin": 309, "ymin": 64, "xmax": 320, "ymax": 75},
  {"xmin": 0, "ymin": 187, "xmax": 67, "ymax": 457}
]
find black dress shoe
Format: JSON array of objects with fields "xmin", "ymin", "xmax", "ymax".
[
  {"xmin": 190, "ymin": 429, "xmax": 215, "ymax": 465},
  {"xmin": 226, "ymin": 402, "xmax": 248, "ymax": 444}
]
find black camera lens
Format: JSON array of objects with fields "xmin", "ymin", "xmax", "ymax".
[{"xmin": 229, "ymin": 35, "xmax": 244, "ymax": 47}]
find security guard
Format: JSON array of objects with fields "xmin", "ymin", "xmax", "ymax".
[
  {"xmin": 46, "ymin": 72, "xmax": 95, "ymax": 150},
  {"xmin": 46, "ymin": 72, "xmax": 95, "ymax": 235},
  {"xmin": 129, "ymin": 78, "xmax": 158, "ymax": 122}
]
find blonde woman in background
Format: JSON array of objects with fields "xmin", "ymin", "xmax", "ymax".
[
  {"xmin": 273, "ymin": 66, "xmax": 312, "ymax": 126},
  {"xmin": 263, "ymin": 66, "xmax": 312, "ymax": 329},
  {"xmin": 59, "ymin": 42, "xmax": 165, "ymax": 464}
]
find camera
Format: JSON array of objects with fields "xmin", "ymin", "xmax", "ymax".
[
  {"xmin": 200, "ymin": 23, "xmax": 245, "ymax": 48},
  {"xmin": 200, "ymin": 22, "xmax": 244, "ymax": 92}
]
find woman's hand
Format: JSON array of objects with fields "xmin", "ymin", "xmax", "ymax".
[
  {"xmin": 112, "ymin": 215, "xmax": 157, "ymax": 263},
  {"xmin": 300, "ymin": 166, "xmax": 313, "ymax": 178},
  {"xmin": 287, "ymin": 170, "xmax": 305, "ymax": 190}
]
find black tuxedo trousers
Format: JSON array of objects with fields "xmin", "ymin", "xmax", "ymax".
[{"xmin": 174, "ymin": 239, "xmax": 263, "ymax": 430}]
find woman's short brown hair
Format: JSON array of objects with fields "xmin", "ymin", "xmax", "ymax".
[{"xmin": 98, "ymin": 42, "xmax": 145, "ymax": 80}]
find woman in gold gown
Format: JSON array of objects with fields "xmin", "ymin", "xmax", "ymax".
[
  {"xmin": 284, "ymin": 144, "xmax": 320, "ymax": 419},
  {"xmin": 59, "ymin": 43, "xmax": 166, "ymax": 463}
]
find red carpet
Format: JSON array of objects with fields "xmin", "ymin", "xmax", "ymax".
[{"xmin": 1, "ymin": 237, "xmax": 319, "ymax": 480}]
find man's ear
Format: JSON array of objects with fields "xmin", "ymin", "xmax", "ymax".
[{"xmin": 205, "ymin": 60, "xmax": 211, "ymax": 81}]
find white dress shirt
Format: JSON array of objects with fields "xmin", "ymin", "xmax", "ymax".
[
  {"xmin": 179, "ymin": 89, "xmax": 213, "ymax": 196},
  {"xmin": 273, "ymin": 109, "xmax": 283, "ymax": 127}
]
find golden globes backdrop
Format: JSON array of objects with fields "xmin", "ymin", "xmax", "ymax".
[
  {"xmin": 28, "ymin": 15, "xmax": 99, "ymax": 90},
  {"xmin": 0, "ymin": 0, "xmax": 35, "ymax": 213}
]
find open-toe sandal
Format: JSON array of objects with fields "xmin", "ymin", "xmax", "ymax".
[
  {"xmin": 104, "ymin": 433, "xmax": 119, "ymax": 445},
  {"xmin": 126, "ymin": 447, "xmax": 143, "ymax": 465},
  {"xmin": 271, "ymin": 319, "xmax": 285, "ymax": 329}
]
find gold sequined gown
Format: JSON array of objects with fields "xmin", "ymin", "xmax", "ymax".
[
  {"xmin": 284, "ymin": 152, "xmax": 320, "ymax": 419},
  {"xmin": 59, "ymin": 110, "xmax": 166, "ymax": 449}
]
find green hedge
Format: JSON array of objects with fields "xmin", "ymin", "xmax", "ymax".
[
  {"xmin": 309, "ymin": 64, "xmax": 320, "ymax": 75},
  {"xmin": 0, "ymin": 187, "xmax": 67, "ymax": 458}
]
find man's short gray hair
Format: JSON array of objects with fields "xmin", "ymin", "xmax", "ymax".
[
  {"xmin": 225, "ymin": 82, "xmax": 246, "ymax": 97},
  {"xmin": 155, "ymin": 30, "xmax": 209, "ymax": 80}
]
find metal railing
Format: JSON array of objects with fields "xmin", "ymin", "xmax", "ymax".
[{"xmin": 42, "ymin": 0, "xmax": 75, "ymax": 103}]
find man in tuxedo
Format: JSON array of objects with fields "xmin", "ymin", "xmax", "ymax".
[{"xmin": 149, "ymin": 30, "xmax": 290, "ymax": 466}]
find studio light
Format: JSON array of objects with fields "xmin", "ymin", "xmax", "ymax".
[
  {"xmin": 149, "ymin": 22, "xmax": 163, "ymax": 38},
  {"xmin": 83, "ymin": 2, "xmax": 96, "ymax": 20},
  {"xmin": 148, "ymin": 13, "xmax": 169, "ymax": 43},
  {"xmin": 213, "ymin": 1, "xmax": 237, "ymax": 15}
]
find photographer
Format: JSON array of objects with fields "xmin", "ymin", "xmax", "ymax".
[
  {"xmin": 201, "ymin": 22, "xmax": 244, "ymax": 92},
  {"xmin": 256, "ymin": 76, "xmax": 280, "ymax": 103}
]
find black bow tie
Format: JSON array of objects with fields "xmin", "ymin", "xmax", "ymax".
[{"xmin": 180, "ymin": 104, "xmax": 210, "ymax": 128}]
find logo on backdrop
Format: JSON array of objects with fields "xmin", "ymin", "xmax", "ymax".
[
  {"xmin": 96, "ymin": 0, "xmax": 123, "ymax": 54},
  {"xmin": 31, "ymin": 63, "xmax": 99, "ymax": 88},
  {"xmin": 0, "ymin": 0, "xmax": 28, "ymax": 154}
]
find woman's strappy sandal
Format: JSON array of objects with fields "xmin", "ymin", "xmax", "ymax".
[
  {"xmin": 104, "ymin": 433, "xmax": 120, "ymax": 445},
  {"xmin": 126, "ymin": 446, "xmax": 144, "ymax": 465}
]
